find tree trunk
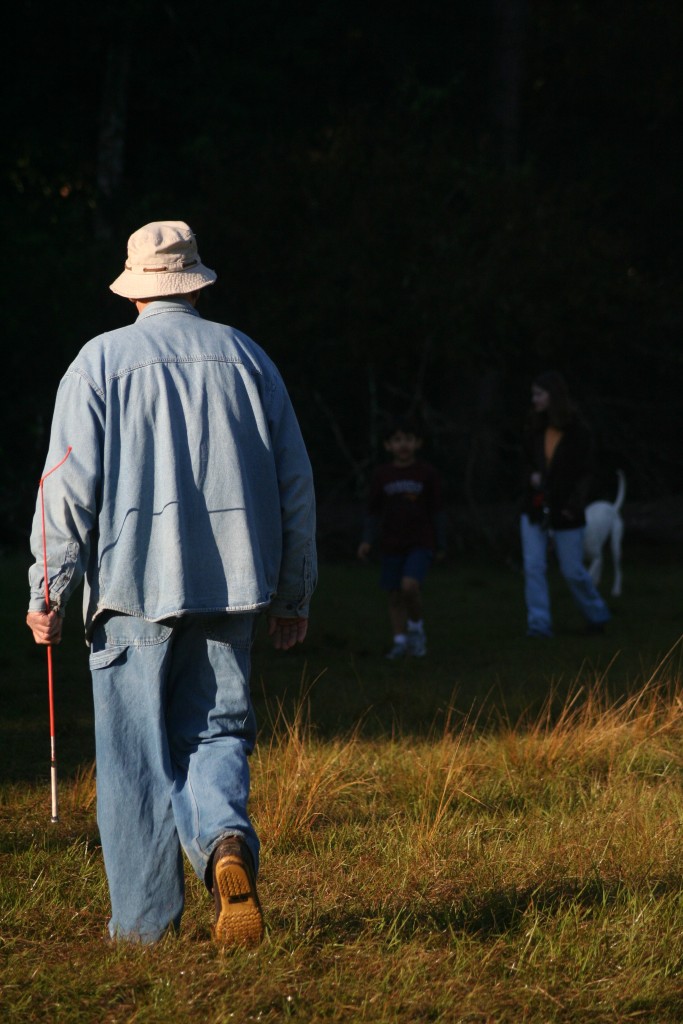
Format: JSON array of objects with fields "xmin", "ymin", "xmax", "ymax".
[
  {"xmin": 489, "ymin": 0, "xmax": 529, "ymax": 169},
  {"xmin": 94, "ymin": 41, "xmax": 130, "ymax": 240}
]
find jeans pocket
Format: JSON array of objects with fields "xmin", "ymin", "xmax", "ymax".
[
  {"xmin": 89, "ymin": 644, "xmax": 129, "ymax": 670},
  {"xmin": 92, "ymin": 611, "xmax": 173, "ymax": 649},
  {"xmin": 88, "ymin": 613, "xmax": 173, "ymax": 670}
]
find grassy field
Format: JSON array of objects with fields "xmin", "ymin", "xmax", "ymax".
[{"xmin": 2, "ymin": 543, "xmax": 683, "ymax": 1021}]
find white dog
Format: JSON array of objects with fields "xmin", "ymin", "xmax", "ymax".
[{"xmin": 583, "ymin": 470, "xmax": 626, "ymax": 596}]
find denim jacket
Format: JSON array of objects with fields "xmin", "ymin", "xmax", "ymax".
[{"xmin": 28, "ymin": 300, "xmax": 317, "ymax": 636}]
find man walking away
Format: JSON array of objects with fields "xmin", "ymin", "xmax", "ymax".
[{"xmin": 26, "ymin": 220, "xmax": 317, "ymax": 946}]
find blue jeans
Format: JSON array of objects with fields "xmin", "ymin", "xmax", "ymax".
[
  {"xmin": 520, "ymin": 515, "xmax": 611, "ymax": 637},
  {"xmin": 89, "ymin": 611, "xmax": 259, "ymax": 942}
]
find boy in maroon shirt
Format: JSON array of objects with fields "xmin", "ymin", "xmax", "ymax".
[{"xmin": 357, "ymin": 416, "xmax": 446, "ymax": 658}]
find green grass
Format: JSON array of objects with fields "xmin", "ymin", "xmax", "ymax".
[
  {"xmin": 2, "ymin": 544, "xmax": 683, "ymax": 1021},
  {"xmin": 252, "ymin": 541, "xmax": 683, "ymax": 738}
]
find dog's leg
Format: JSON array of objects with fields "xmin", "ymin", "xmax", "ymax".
[
  {"xmin": 610, "ymin": 519, "xmax": 624, "ymax": 596},
  {"xmin": 588, "ymin": 553, "xmax": 603, "ymax": 588}
]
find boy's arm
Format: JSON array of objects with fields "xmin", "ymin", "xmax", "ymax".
[
  {"xmin": 357, "ymin": 468, "xmax": 383, "ymax": 560},
  {"xmin": 360, "ymin": 513, "xmax": 380, "ymax": 546},
  {"xmin": 357, "ymin": 514, "xmax": 380, "ymax": 560}
]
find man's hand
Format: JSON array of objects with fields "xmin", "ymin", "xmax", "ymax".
[
  {"xmin": 26, "ymin": 610, "xmax": 63, "ymax": 646},
  {"xmin": 268, "ymin": 616, "xmax": 308, "ymax": 650}
]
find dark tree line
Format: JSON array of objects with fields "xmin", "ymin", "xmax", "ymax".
[{"xmin": 3, "ymin": 1, "xmax": 683, "ymax": 546}]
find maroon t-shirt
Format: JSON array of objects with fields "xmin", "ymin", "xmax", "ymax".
[{"xmin": 366, "ymin": 461, "xmax": 442, "ymax": 555}]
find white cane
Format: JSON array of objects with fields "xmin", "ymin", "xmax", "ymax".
[{"xmin": 39, "ymin": 446, "xmax": 72, "ymax": 823}]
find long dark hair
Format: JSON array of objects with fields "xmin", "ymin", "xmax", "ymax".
[{"xmin": 531, "ymin": 370, "xmax": 577, "ymax": 429}]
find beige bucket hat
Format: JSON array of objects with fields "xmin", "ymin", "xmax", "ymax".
[{"xmin": 109, "ymin": 220, "xmax": 217, "ymax": 299}]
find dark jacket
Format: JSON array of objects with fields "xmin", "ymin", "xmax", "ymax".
[{"xmin": 522, "ymin": 414, "xmax": 595, "ymax": 531}]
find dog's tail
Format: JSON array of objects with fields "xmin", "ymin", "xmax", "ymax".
[{"xmin": 614, "ymin": 469, "xmax": 626, "ymax": 511}]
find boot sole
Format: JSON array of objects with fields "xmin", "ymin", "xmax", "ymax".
[{"xmin": 214, "ymin": 855, "xmax": 264, "ymax": 947}]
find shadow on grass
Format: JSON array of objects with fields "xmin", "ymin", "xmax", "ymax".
[
  {"xmin": 282, "ymin": 873, "xmax": 683, "ymax": 941},
  {"xmin": 0, "ymin": 824, "xmax": 102, "ymax": 855},
  {"xmin": 5, "ymin": 549, "xmax": 683, "ymax": 779}
]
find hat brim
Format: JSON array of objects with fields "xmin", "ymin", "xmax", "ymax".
[{"xmin": 109, "ymin": 264, "xmax": 217, "ymax": 299}]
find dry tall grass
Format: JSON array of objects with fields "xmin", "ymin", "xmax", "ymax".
[{"xmin": 3, "ymin": 676, "xmax": 683, "ymax": 1022}]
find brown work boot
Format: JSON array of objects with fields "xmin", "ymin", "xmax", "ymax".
[{"xmin": 211, "ymin": 836, "xmax": 264, "ymax": 947}]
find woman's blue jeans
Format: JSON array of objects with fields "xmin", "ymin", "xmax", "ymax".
[
  {"xmin": 89, "ymin": 611, "xmax": 260, "ymax": 942},
  {"xmin": 520, "ymin": 515, "xmax": 611, "ymax": 637}
]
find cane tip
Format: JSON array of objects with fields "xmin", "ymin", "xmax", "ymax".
[{"xmin": 51, "ymin": 816, "xmax": 59, "ymax": 823}]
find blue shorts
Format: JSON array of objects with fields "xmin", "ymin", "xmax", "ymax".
[{"xmin": 379, "ymin": 548, "xmax": 434, "ymax": 591}]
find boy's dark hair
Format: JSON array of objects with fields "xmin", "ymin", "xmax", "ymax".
[{"xmin": 381, "ymin": 413, "xmax": 424, "ymax": 441}]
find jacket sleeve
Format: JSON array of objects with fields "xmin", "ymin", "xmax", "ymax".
[
  {"xmin": 27, "ymin": 371, "xmax": 105, "ymax": 614},
  {"xmin": 264, "ymin": 373, "xmax": 318, "ymax": 618}
]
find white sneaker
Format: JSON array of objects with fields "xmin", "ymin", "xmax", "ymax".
[
  {"xmin": 385, "ymin": 641, "xmax": 408, "ymax": 660},
  {"xmin": 406, "ymin": 630, "xmax": 427, "ymax": 657}
]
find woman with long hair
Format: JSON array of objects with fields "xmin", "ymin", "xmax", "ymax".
[{"xmin": 520, "ymin": 371, "xmax": 611, "ymax": 638}]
